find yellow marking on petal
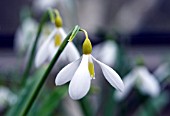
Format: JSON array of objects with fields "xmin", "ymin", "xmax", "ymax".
[
  {"xmin": 83, "ymin": 38, "xmax": 92, "ymax": 54},
  {"xmin": 88, "ymin": 62, "xmax": 95, "ymax": 78},
  {"xmin": 54, "ymin": 34, "xmax": 62, "ymax": 46}
]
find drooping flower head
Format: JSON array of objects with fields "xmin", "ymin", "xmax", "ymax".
[
  {"xmin": 15, "ymin": 17, "xmax": 38, "ymax": 54},
  {"xmin": 55, "ymin": 29, "xmax": 124, "ymax": 100},
  {"xmin": 35, "ymin": 11, "xmax": 80, "ymax": 67},
  {"xmin": 114, "ymin": 65, "xmax": 160, "ymax": 101}
]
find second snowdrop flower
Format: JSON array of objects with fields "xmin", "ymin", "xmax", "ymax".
[
  {"xmin": 35, "ymin": 12, "xmax": 80, "ymax": 67},
  {"xmin": 55, "ymin": 29, "xmax": 124, "ymax": 100},
  {"xmin": 115, "ymin": 66, "xmax": 160, "ymax": 101}
]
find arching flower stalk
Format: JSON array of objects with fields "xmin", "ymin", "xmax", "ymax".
[
  {"xmin": 35, "ymin": 11, "xmax": 80, "ymax": 67},
  {"xmin": 55, "ymin": 29, "xmax": 124, "ymax": 100}
]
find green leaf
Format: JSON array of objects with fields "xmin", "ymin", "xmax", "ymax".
[
  {"xmin": 21, "ymin": 11, "xmax": 49, "ymax": 86},
  {"xmin": 69, "ymin": 25, "xmax": 80, "ymax": 42},
  {"xmin": 6, "ymin": 66, "xmax": 47, "ymax": 116},
  {"xmin": 79, "ymin": 96, "xmax": 94, "ymax": 116},
  {"xmin": 48, "ymin": 8, "xmax": 55, "ymax": 23},
  {"xmin": 28, "ymin": 86, "xmax": 67, "ymax": 116}
]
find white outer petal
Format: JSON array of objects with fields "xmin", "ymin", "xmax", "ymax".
[
  {"xmin": 135, "ymin": 66, "xmax": 160, "ymax": 97},
  {"xmin": 48, "ymin": 28, "xmax": 66, "ymax": 61},
  {"xmin": 58, "ymin": 28, "xmax": 67, "ymax": 39},
  {"xmin": 65, "ymin": 42, "xmax": 80, "ymax": 62},
  {"xmin": 114, "ymin": 71, "xmax": 136, "ymax": 100},
  {"xmin": 35, "ymin": 29, "xmax": 57, "ymax": 67},
  {"xmin": 48, "ymin": 40, "xmax": 59, "ymax": 61},
  {"xmin": 35, "ymin": 39, "xmax": 51, "ymax": 67},
  {"xmin": 55, "ymin": 57, "xmax": 81, "ymax": 85},
  {"xmin": 48, "ymin": 40, "xmax": 71, "ymax": 62},
  {"xmin": 92, "ymin": 41, "xmax": 118, "ymax": 66},
  {"xmin": 92, "ymin": 55, "xmax": 124, "ymax": 91},
  {"xmin": 58, "ymin": 28, "xmax": 80, "ymax": 62},
  {"xmin": 69, "ymin": 55, "xmax": 91, "ymax": 100},
  {"xmin": 46, "ymin": 28, "xmax": 58, "ymax": 41},
  {"xmin": 154, "ymin": 63, "xmax": 170, "ymax": 82}
]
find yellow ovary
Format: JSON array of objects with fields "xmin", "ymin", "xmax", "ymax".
[
  {"xmin": 82, "ymin": 38, "xmax": 92, "ymax": 54},
  {"xmin": 55, "ymin": 15, "xmax": 63, "ymax": 28}
]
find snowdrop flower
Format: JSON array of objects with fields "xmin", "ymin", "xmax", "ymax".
[
  {"xmin": 15, "ymin": 17, "xmax": 54, "ymax": 55},
  {"xmin": 115, "ymin": 66, "xmax": 160, "ymax": 101},
  {"xmin": 55, "ymin": 29, "xmax": 124, "ymax": 100},
  {"xmin": 0, "ymin": 86, "xmax": 17, "ymax": 108},
  {"xmin": 92, "ymin": 40, "xmax": 118, "ymax": 66},
  {"xmin": 35, "ymin": 13, "xmax": 80, "ymax": 67},
  {"xmin": 15, "ymin": 17, "xmax": 38, "ymax": 54}
]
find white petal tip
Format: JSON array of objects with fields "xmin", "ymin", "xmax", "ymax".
[
  {"xmin": 92, "ymin": 56, "xmax": 124, "ymax": 92},
  {"xmin": 69, "ymin": 87, "xmax": 89, "ymax": 100},
  {"xmin": 118, "ymin": 83, "xmax": 125, "ymax": 92},
  {"xmin": 114, "ymin": 79, "xmax": 125, "ymax": 92},
  {"xmin": 55, "ymin": 77, "xmax": 63, "ymax": 86},
  {"xmin": 69, "ymin": 90, "xmax": 85, "ymax": 100},
  {"xmin": 70, "ymin": 96, "xmax": 83, "ymax": 100},
  {"xmin": 54, "ymin": 58, "xmax": 81, "ymax": 86},
  {"xmin": 55, "ymin": 80, "xmax": 59, "ymax": 86}
]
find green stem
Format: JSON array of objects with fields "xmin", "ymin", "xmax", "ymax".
[
  {"xmin": 21, "ymin": 25, "xmax": 80, "ymax": 115},
  {"xmin": 79, "ymin": 97, "xmax": 93, "ymax": 116},
  {"xmin": 21, "ymin": 11, "xmax": 49, "ymax": 86}
]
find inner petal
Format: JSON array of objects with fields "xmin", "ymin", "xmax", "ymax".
[
  {"xmin": 88, "ymin": 55, "xmax": 95, "ymax": 78},
  {"xmin": 54, "ymin": 33, "xmax": 62, "ymax": 46}
]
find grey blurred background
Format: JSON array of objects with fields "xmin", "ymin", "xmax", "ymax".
[{"xmin": 0, "ymin": 0, "xmax": 170, "ymax": 34}]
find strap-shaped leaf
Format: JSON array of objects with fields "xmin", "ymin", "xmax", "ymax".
[
  {"xmin": 69, "ymin": 25, "xmax": 80, "ymax": 42},
  {"xmin": 6, "ymin": 66, "xmax": 47, "ymax": 116}
]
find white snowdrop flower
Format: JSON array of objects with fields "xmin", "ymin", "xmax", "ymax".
[
  {"xmin": 115, "ymin": 66, "xmax": 160, "ymax": 101},
  {"xmin": 0, "ymin": 86, "xmax": 17, "ymax": 108},
  {"xmin": 55, "ymin": 30, "xmax": 124, "ymax": 100},
  {"xmin": 35, "ymin": 14, "xmax": 80, "ymax": 68},
  {"xmin": 15, "ymin": 18, "xmax": 38, "ymax": 54},
  {"xmin": 92, "ymin": 40, "xmax": 118, "ymax": 66},
  {"xmin": 15, "ymin": 18, "xmax": 54, "ymax": 55}
]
